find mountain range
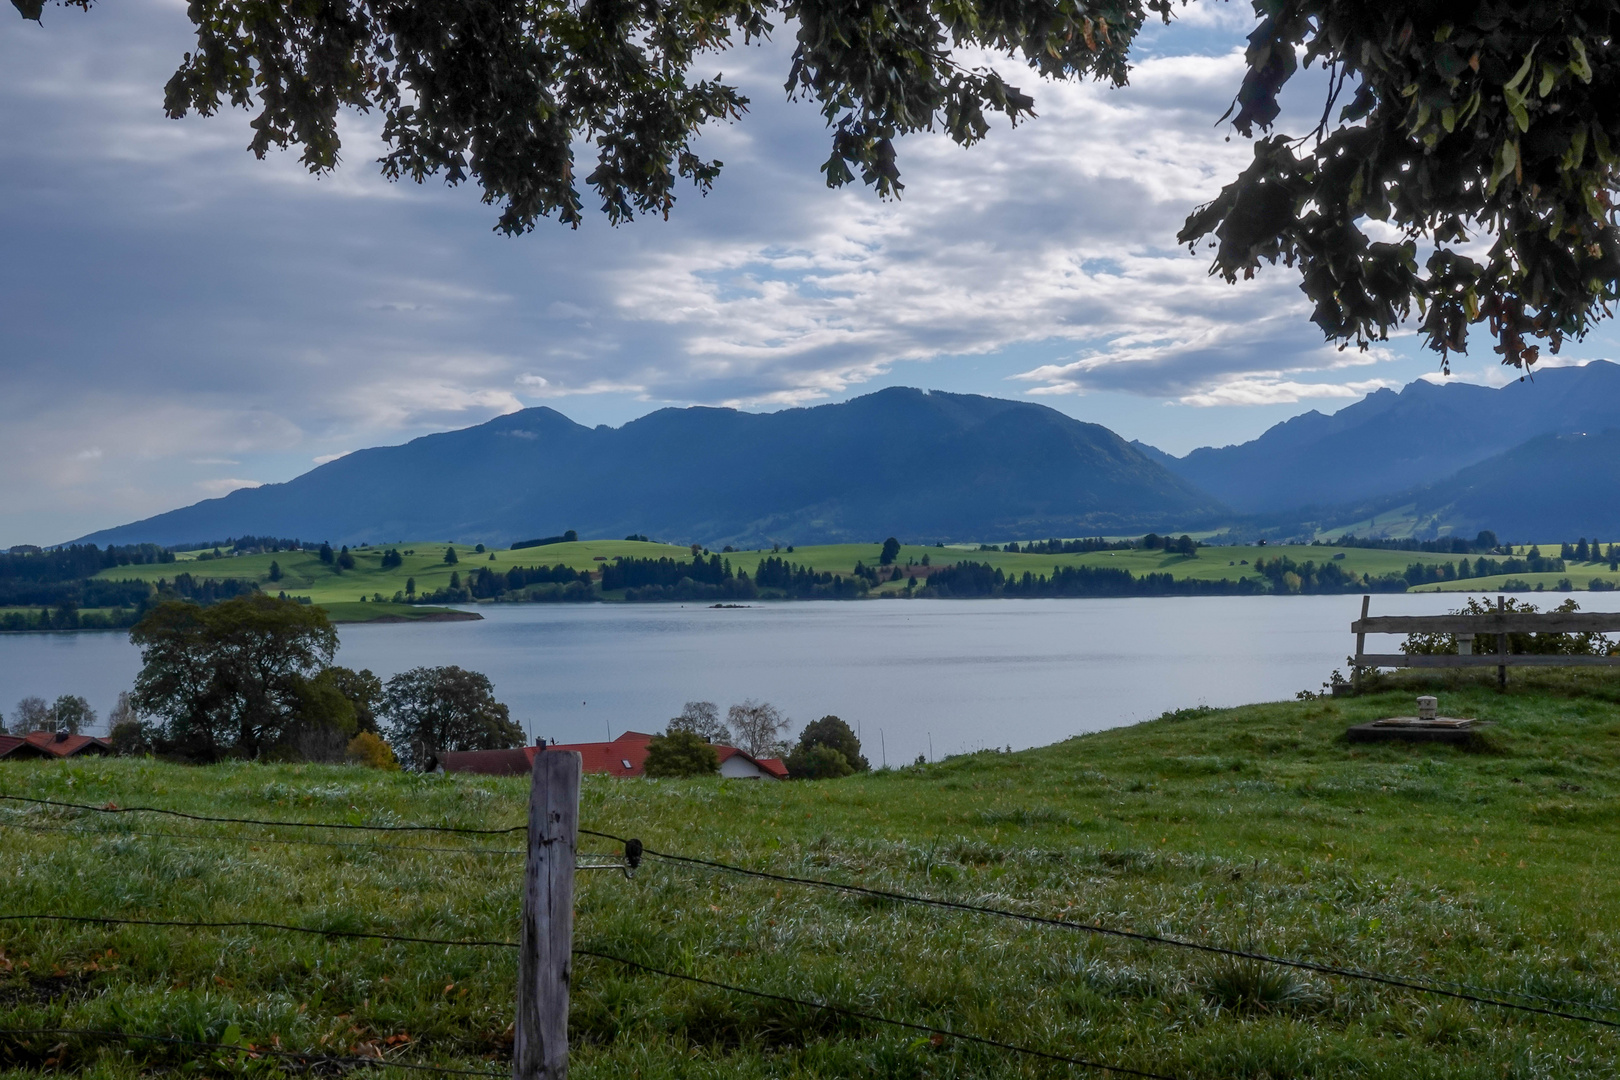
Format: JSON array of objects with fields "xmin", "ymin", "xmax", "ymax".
[
  {"xmin": 77, "ymin": 389, "xmax": 1224, "ymax": 548},
  {"xmin": 73, "ymin": 363, "xmax": 1620, "ymax": 548}
]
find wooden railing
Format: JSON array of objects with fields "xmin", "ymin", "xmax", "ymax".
[{"xmin": 1350, "ymin": 594, "xmax": 1620, "ymax": 687}]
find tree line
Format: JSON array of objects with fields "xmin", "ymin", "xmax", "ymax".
[
  {"xmin": 922, "ymin": 561, "xmax": 1265, "ymax": 599},
  {"xmin": 112, "ymin": 594, "xmax": 521, "ymax": 766}
]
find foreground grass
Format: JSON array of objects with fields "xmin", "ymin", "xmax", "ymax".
[{"xmin": 4, "ymin": 680, "xmax": 1620, "ymax": 1078}]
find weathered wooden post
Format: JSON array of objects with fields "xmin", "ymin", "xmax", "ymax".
[
  {"xmin": 514, "ymin": 748, "xmax": 581, "ymax": 1080},
  {"xmin": 1497, "ymin": 594, "xmax": 1507, "ymax": 691},
  {"xmin": 1353, "ymin": 594, "xmax": 1369, "ymax": 692}
]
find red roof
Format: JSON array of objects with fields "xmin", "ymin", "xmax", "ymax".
[
  {"xmin": 0, "ymin": 734, "xmax": 51, "ymax": 760},
  {"xmin": 548, "ymin": 732, "xmax": 655, "ymax": 777},
  {"xmin": 0, "ymin": 732, "xmax": 111, "ymax": 759},
  {"xmin": 437, "ymin": 731, "xmax": 787, "ymax": 779},
  {"xmin": 714, "ymin": 744, "xmax": 789, "ymax": 779}
]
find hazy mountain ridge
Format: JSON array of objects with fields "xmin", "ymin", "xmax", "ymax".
[
  {"xmin": 1329, "ymin": 429, "xmax": 1620, "ymax": 543},
  {"xmin": 75, "ymin": 388, "xmax": 1227, "ymax": 548},
  {"xmin": 1154, "ymin": 362, "xmax": 1620, "ymax": 515}
]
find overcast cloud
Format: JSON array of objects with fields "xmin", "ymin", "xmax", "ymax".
[{"xmin": 2, "ymin": 0, "xmax": 1616, "ymax": 545}]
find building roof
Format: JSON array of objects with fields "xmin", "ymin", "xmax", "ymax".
[
  {"xmin": 434, "ymin": 746, "xmax": 540, "ymax": 776},
  {"xmin": 0, "ymin": 732, "xmax": 112, "ymax": 759},
  {"xmin": 436, "ymin": 731, "xmax": 788, "ymax": 779},
  {"xmin": 0, "ymin": 734, "xmax": 51, "ymax": 760},
  {"xmin": 714, "ymin": 744, "xmax": 789, "ymax": 779},
  {"xmin": 548, "ymin": 731, "xmax": 655, "ymax": 777}
]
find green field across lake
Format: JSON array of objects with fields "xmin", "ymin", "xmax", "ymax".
[{"xmin": 89, "ymin": 537, "xmax": 1613, "ymax": 611}]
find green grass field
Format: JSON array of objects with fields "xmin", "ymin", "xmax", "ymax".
[
  {"xmin": 92, "ymin": 539, "xmax": 1536, "ymax": 603},
  {"xmin": 3, "ymin": 676, "xmax": 1619, "ymax": 1078}
]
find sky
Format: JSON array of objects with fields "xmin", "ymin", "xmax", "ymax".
[{"xmin": 3, "ymin": 0, "xmax": 1617, "ymax": 547}]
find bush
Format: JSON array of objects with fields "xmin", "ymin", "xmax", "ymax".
[
  {"xmin": 787, "ymin": 743, "xmax": 853, "ymax": 780},
  {"xmin": 109, "ymin": 719, "xmax": 159, "ymax": 757},
  {"xmin": 792, "ymin": 715, "xmax": 869, "ymax": 772},
  {"xmin": 347, "ymin": 731, "xmax": 400, "ymax": 770},
  {"xmin": 643, "ymin": 729, "xmax": 718, "ymax": 778}
]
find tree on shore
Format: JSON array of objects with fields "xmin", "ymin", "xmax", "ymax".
[
  {"xmin": 380, "ymin": 665, "xmax": 522, "ymax": 770},
  {"xmin": 727, "ymin": 699, "xmax": 790, "ymax": 758},
  {"xmin": 50, "ymin": 694, "xmax": 95, "ymax": 734},
  {"xmin": 129, "ymin": 594, "xmax": 340, "ymax": 760},
  {"xmin": 668, "ymin": 700, "xmax": 729, "ymax": 743}
]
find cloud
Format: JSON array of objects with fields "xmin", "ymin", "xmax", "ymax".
[
  {"xmin": 5, "ymin": 3, "xmax": 1620, "ymax": 544},
  {"xmin": 196, "ymin": 477, "xmax": 264, "ymax": 495}
]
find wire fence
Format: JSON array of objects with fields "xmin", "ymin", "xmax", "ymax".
[{"xmin": 4, "ymin": 789, "xmax": 1618, "ymax": 1080}]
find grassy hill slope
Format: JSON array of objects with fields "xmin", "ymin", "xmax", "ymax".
[{"xmin": 2, "ymin": 679, "xmax": 1618, "ymax": 1078}]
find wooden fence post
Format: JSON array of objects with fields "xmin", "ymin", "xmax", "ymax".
[
  {"xmin": 1354, "ymin": 594, "xmax": 1369, "ymax": 692},
  {"xmin": 514, "ymin": 749, "xmax": 581, "ymax": 1080},
  {"xmin": 1497, "ymin": 594, "xmax": 1507, "ymax": 691}
]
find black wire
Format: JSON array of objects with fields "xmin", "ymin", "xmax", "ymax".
[
  {"xmin": 0, "ymin": 1026, "xmax": 507, "ymax": 1077},
  {"xmin": 575, "ymin": 947, "xmax": 1178, "ymax": 1080},
  {"xmin": 0, "ymin": 820, "xmax": 526, "ymax": 858},
  {"xmin": 0, "ymin": 793, "xmax": 525, "ymax": 836},
  {"xmin": 0, "ymin": 913, "xmax": 518, "ymax": 951},
  {"xmin": 577, "ymin": 828, "xmax": 1620, "ymax": 1029}
]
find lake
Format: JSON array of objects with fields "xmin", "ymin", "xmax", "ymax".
[{"xmin": 4, "ymin": 593, "xmax": 1615, "ymax": 763}]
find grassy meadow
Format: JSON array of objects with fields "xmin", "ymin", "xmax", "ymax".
[
  {"xmin": 4, "ymin": 676, "xmax": 1620, "ymax": 1078},
  {"xmin": 87, "ymin": 538, "xmax": 1565, "ymax": 607}
]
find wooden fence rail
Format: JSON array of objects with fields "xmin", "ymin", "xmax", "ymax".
[{"xmin": 1350, "ymin": 594, "xmax": 1620, "ymax": 689}]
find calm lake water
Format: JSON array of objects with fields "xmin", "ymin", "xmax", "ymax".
[{"xmin": 5, "ymin": 593, "xmax": 1617, "ymax": 763}]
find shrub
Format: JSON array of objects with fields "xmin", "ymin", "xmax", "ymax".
[
  {"xmin": 787, "ymin": 743, "xmax": 854, "ymax": 780},
  {"xmin": 643, "ymin": 729, "xmax": 718, "ymax": 778},
  {"xmin": 792, "ymin": 715, "xmax": 869, "ymax": 772},
  {"xmin": 109, "ymin": 719, "xmax": 159, "ymax": 757},
  {"xmin": 347, "ymin": 731, "xmax": 400, "ymax": 770}
]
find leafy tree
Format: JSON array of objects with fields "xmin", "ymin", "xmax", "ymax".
[
  {"xmin": 405, "ymin": 577, "xmax": 416, "ymax": 596},
  {"xmin": 879, "ymin": 538, "xmax": 901, "ymax": 566},
  {"xmin": 318, "ymin": 542, "xmax": 334, "ymax": 565},
  {"xmin": 337, "ymin": 545, "xmax": 356, "ymax": 570},
  {"xmin": 444, "ymin": 546, "xmax": 459, "ymax": 565},
  {"xmin": 268, "ymin": 560, "xmax": 282, "ymax": 582},
  {"xmin": 321, "ymin": 666, "xmax": 384, "ymax": 732},
  {"xmin": 12, "ymin": 1, "xmax": 1620, "ymax": 369},
  {"xmin": 380, "ymin": 665, "xmax": 522, "ymax": 770},
  {"xmin": 129, "ymin": 594, "xmax": 339, "ymax": 760},
  {"xmin": 791, "ymin": 714, "xmax": 869, "ymax": 772},
  {"xmin": 475, "ymin": 544, "xmax": 486, "ymax": 553},
  {"xmin": 51, "ymin": 694, "xmax": 95, "ymax": 734},
  {"xmin": 381, "ymin": 548, "xmax": 404, "ymax": 569},
  {"xmin": 786, "ymin": 743, "xmax": 853, "ymax": 780},
  {"xmin": 668, "ymin": 700, "xmax": 729, "ymax": 743},
  {"xmin": 12, "ymin": 695, "xmax": 51, "ymax": 732},
  {"xmin": 643, "ymin": 728, "xmax": 720, "ymax": 777},
  {"xmin": 106, "ymin": 690, "xmax": 135, "ymax": 732},
  {"xmin": 726, "ymin": 699, "xmax": 790, "ymax": 758}
]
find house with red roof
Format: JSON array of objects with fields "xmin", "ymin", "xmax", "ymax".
[
  {"xmin": 0, "ymin": 731, "xmax": 112, "ymax": 761},
  {"xmin": 436, "ymin": 731, "xmax": 787, "ymax": 780}
]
